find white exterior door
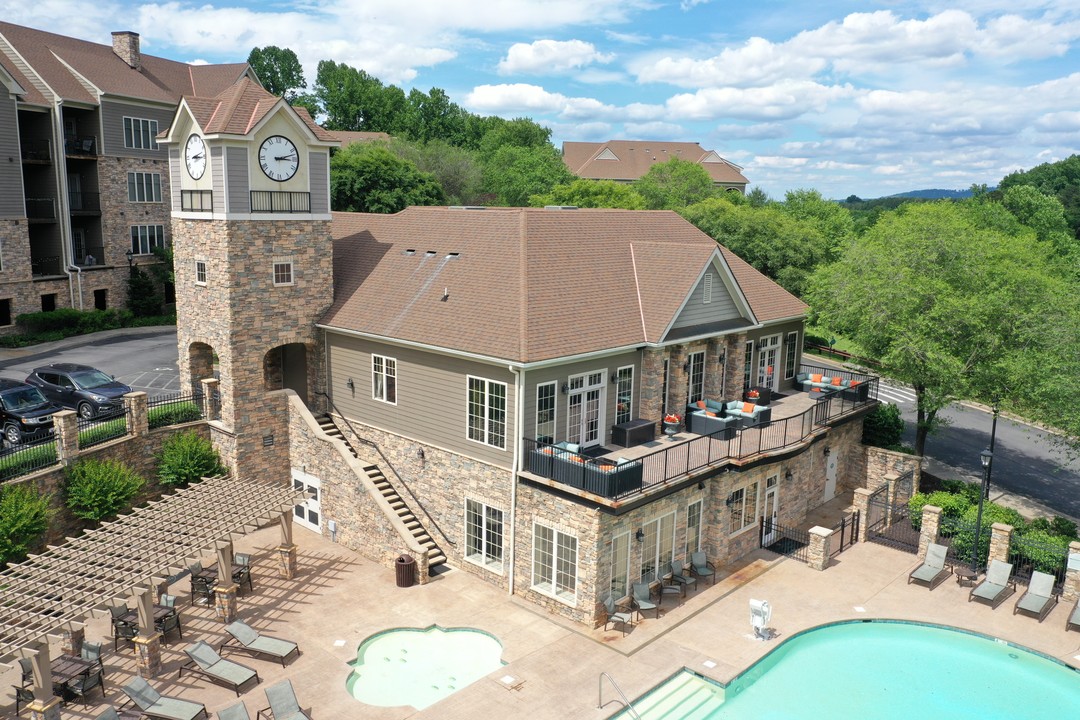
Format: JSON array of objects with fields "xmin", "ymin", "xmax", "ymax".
[
  {"xmin": 824, "ymin": 451, "xmax": 838, "ymax": 501},
  {"xmin": 567, "ymin": 371, "xmax": 605, "ymax": 448},
  {"xmin": 292, "ymin": 468, "xmax": 322, "ymax": 533},
  {"xmin": 761, "ymin": 475, "xmax": 780, "ymax": 545},
  {"xmin": 756, "ymin": 335, "xmax": 780, "ymax": 390}
]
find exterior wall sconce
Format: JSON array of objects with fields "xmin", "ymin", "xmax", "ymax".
[
  {"xmin": 683, "ymin": 360, "xmax": 690, "ymax": 372},
  {"xmin": 635, "ymin": 528, "xmax": 645, "ymax": 542},
  {"xmin": 823, "ymin": 446, "xmax": 831, "ymax": 458},
  {"xmin": 785, "ymin": 470, "xmax": 793, "ymax": 483},
  {"xmin": 561, "ymin": 383, "xmax": 569, "ymax": 395},
  {"xmin": 346, "ymin": 378, "xmax": 354, "ymax": 390},
  {"xmin": 610, "ymin": 373, "xmax": 618, "ymax": 384},
  {"xmin": 725, "ymin": 493, "xmax": 736, "ymax": 507},
  {"xmin": 697, "ymin": 480, "xmax": 705, "ymax": 490},
  {"xmin": 417, "ymin": 447, "xmax": 426, "ymax": 468}
]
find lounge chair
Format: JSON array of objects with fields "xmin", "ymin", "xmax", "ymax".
[
  {"xmin": 601, "ymin": 593, "xmax": 635, "ymax": 636},
  {"xmin": 1013, "ymin": 570, "xmax": 1059, "ymax": 622},
  {"xmin": 257, "ymin": 679, "xmax": 312, "ymax": 720},
  {"xmin": 121, "ymin": 676, "xmax": 208, "ymax": 720},
  {"xmin": 221, "ymin": 620, "xmax": 300, "ymax": 667},
  {"xmin": 217, "ymin": 703, "xmax": 252, "ymax": 720},
  {"xmin": 968, "ymin": 559, "xmax": 1017, "ymax": 609},
  {"xmin": 908, "ymin": 543, "xmax": 951, "ymax": 590},
  {"xmin": 179, "ymin": 641, "xmax": 259, "ymax": 697},
  {"xmin": 690, "ymin": 552, "xmax": 716, "ymax": 585},
  {"xmin": 632, "ymin": 582, "xmax": 658, "ymax": 619},
  {"xmin": 1067, "ymin": 597, "xmax": 1080, "ymax": 632},
  {"xmin": 95, "ymin": 707, "xmax": 142, "ymax": 720}
]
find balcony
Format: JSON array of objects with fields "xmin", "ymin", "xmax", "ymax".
[
  {"xmin": 181, "ymin": 190, "xmax": 213, "ymax": 212},
  {"xmin": 64, "ymin": 136, "xmax": 98, "ymax": 157},
  {"xmin": 26, "ymin": 198, "xmax": 56, "ymax": 222},
  {"xmin": 73, "ymin": 245, "xmax": 105, "ymax": 267},
  {"xmin": 520, "ymin": 364, "xmax": 880, "ymax": 503},
  {"xmin": 69, "ymin": 191, "xmax": 100, "ymax": 214},
  {"xmin": 250, "ymin": 191, "xmax": 310, "ymax": 213},
  {"xmin": 31, "ymin": 255, "xmax": 62, "ymax": 277},
  {"xmin": 21, "ymin": 139, "xmax": 52, "ymax": 163}
]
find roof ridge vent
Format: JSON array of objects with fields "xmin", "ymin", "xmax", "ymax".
[
  {"xmin": 403, "ymin": 249, "xmax": 415, "ymax": 255},
  {"xmin": 449, "ymin": 205, "xmax": 487, "ymax": 210},
  {"xmin": 446, "ymin": 252, "xmax": 460, "ymax": 259},
  {"xmin": 544, "ymin": 205, "xmax": 578, "ymax": 210},
  {"xmin": 424, "ymin": 250, "xmax": 437, "ymax": 257}
]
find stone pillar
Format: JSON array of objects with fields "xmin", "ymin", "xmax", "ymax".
[
  {"xmin": 133, "ymin": 633, "xmax": 162, "ymax": 678},
  {"xmin": 27, "ymin": 695, "xmax": 62, "ymax": 720},
  {"xmin": 807, "ymin": 526, "xmax": 833, "ymax": 571},
  {"xmin": 988, "ymin": 522, "xmax": 1013, "ymax": 565},
  {"xmin": 415, "ymin": 548, "xmax": 430, "ymax": 586},
  {"xmin": 728, "ymin": 333, "xmax": 748, "ymax": 399},
  {"xmin": 59, "ymin": 624, "xmax": 84, "ymax": 657},
  {"xmin": 639, "ymin": 347, "xmax": 666, "ymax": 423},
  {"xmin": 705, "ymin": 337, "xmax": 725, "ymax": 400},
  {"xmin": 1062, "ymin": 542, "xmax": 1080, "ymax": 604},
  {"xmin": 883, "ymin": 472, "xmax": 899, "ymax": 528},
  {"xmin": 124, "ymin": 391, "xmax": 149, "ymax": 437},
  {"xmin": 214, "ymin": 582, "xmax": 239, "ymax": 623},
  {"xmin": 54, "ymin": 409, "xmax": 79, "ymax": 464},
  {"xmin": 852, "ymin": 488, "xmax": 872, "ymax": 542},
  {"xmin": 917, "ymin": 505, "xmax": 943, "ymax": 559},
  {"xmin": 200, "ymin": 377, "xmax": 220, "ymax": 421},
  {"xmin": 277, "ymin": 543, "xmax": 298, "ymax": 579}
]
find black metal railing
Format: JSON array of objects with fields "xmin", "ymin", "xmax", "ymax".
[
  {"xmin": 21, "ymin": 139, "xmax": 52, "ymax": 162},
  {"xmin": 64, "ymin": 135, "xmax": 98, "ymax": 156},
  {"xmin": 181, "ymin": 190, "xmax": 214, "ymax": 212},
  {"xmin": 938, "ymin": 516, "xmax": 983, "ymax": 570},
  {"xmin": 760, "ymin": 520, "xmax": 810, "ymax": 562},
  {"xmin": 0, "ymin": 437, "xmax": 59, "ymax": 482},
  {"xmin": 73, "ymin": 245, "xmax": 104, "ymax": 266},
  {"xmin": 147, "ymin": 391, "xmax": 206, "ymax": 429},
  {"xmin": 250, "ymin": 191, "xmax": 310, "ymax": 213},
  {"xmin": 1008, "ymin": 533, "xmax": 1070, "ymax": 590},
  {"xmin": 68, "ymin": 191, "xmax": 101, "ymax": 212},
  {"xmin": 77, "ymin": 408, "xmax": 131, "ymax": 449},
  {"xmin": 31, "ymin": 255, "xmax": 62, "ymax": 276},
  {"xmin": 26, "ymin": 198, "xmax": 56, "ymax": 220},
  {"xmin": 829, "ymin": 510, "xmax": 860, "ymax": 558}
]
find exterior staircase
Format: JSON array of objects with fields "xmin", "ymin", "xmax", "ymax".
[{"xmin": 317, "ymin": 414, "xmax": 446, "ymax": 569}]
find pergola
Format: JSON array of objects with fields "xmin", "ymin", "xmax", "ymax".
[{"xmin": 0, "ymin": 473, "xmax": 302, "ymax": 703}]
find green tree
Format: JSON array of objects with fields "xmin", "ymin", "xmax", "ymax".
[
  {"xmin": 314, "ymin": 61, "xmax": 407, "ymax": 133},
  {"xmin": 402, "ymin": 88, "xmax": 468, "ymax": 145},
  {"xmin": 477, "ymin": 117, "xmax": 553, "ymax": 156},
  {"xmin": 998, "ymin": 154, "xmax": 1080, "ymax": 239},
  {"xmin": 157, "ymin": 431, "xmax": 226, "ymax": 487},
  {"xmin": 746, "ymin": 187, "xmax": 771, "ymax": 207},
  {"xmin": 247, "ymin": 46, "xmax": 306, "ymax": 100},
  {"xmin": 482, "ymin": 144, "xmax": 573, "ymax": 207},
  {"xmin": 388, "ymin": 139, "xmax": 483, "ymax": 206},
  {"xmin": 530, "ymin": 179, "xmax": 646, "ymax": 209},
  {"xmin": 780, "ymin": 189, "xmax": 854, "ymax": 256},
  {"xmin": 64, "ymin": 458, "xmax": 144, "ymax": 522},
  {"xmin": 634, "ymin": 158, "xmax": 718, "ymax": 210},
  {"xmin": 331, "ymin": 143, "xmax": 445, "ymax": 213},
  {"xmin": 1000, "ymin": 185, "xmax": 1079, "ymax": 258},
  {"xmin": 289, "ymin": 93, "xmax": 321, "ymax": 119},
  {"xmin": 127, "ymin": 265, "xmax": 162, "ymax": 317},
  {"xmin": 0, "ymin": 484, "xmax": 51, "ymax": 565},
  {"xmin": 861, "ymin": 403, "xmax": 905, "ymax": 450},
  {"xmin": 807, "ymin": 201, "xmax": 1075, "ymax": 456}
]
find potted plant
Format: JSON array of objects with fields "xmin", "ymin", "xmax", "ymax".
[{"xmin": 662, "ymin": 413, "xmax": 681, "ymax": 437}]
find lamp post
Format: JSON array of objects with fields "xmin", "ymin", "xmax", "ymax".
[
  {"xmin": 971, "ymin": 448, "xmax": 993, "ymax": 573},
  {"xmin": 125, "ymin": 248, "xmax": 134, "ymax": 272},
  {"xmin": 984, "ymin": 403, "xmax": 999, "ymax": 500}
]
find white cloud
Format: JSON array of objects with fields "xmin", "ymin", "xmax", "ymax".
[
  {"xmin": 680, "ymin": 0, "xmax": 710, "ymax": 10},
  {"xmin": 623, "ymin": 121, "xmax": 686, "ymax": 138},
  {"xmin": 1034, "ymin": 110, "xmax": 1080, "ymax": 132},
  {"xmin": 498, "ymin": 39, "xmax": 614, "ymax": 75},
  {"xmin": 753, "ymin": 156, "xmax": 809, "ymax": 169},
  {"xmin": 466, "ymin": 83, "xmax": 569, "ymax": 113},
  {"xmin": 713, "ymin": 123, "xmax": 787, "ymax": 140},
  {"xmin": 665, "ymin": 81, "xmax": 856, "ymax": 121}
]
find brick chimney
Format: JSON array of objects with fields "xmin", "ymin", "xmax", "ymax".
[{"xmin": 111, "ymin": 31, "xmax": 141, "ymax": 70}]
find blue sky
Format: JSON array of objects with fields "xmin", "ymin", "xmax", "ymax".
[{"xmin": 4, "ymin": 1, "xmax": 1079, "ymax": 199}]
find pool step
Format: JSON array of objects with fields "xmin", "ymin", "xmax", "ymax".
[
  {"xmin": 627, "ymin": 672, "xmax": 726, "ymax": 719},
  {"xmin": 317, "ymin": 414, "xmax": 446, "ymax": 569}
]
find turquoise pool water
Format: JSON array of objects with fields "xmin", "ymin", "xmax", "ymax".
[
  {"xmin": 617, "ymin": 621, "xmax": 1080, "ymax": 719},
  {"xmin": 346, "ymin": 625, "xmax": 505, "ymax": 710}
]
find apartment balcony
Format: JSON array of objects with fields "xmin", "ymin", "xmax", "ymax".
[
  {"xmin": 31, "ymin": 255, "xmax": 62, "ymax": 277},
  {"xmin": 26, "ymin": 198, "xmax": 56, "ymax": 222},
  {"xmin": 21, "ymin": 139, "xmax": 52, "ymax": 163},
  {"xmin": 64, "ymin": 136, "xmax": 98, "ymax": 157},
  {"xmin": 69, "ymin": 192, "xmax": 100, "ymax": 215}
]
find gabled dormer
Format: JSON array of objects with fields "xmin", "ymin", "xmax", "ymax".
[{"xmin": 662, "ymin": 249, "xmax": 757, "ymax": 343}]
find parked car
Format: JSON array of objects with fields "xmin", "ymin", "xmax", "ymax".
[
  {"xmin": 0, "ymin": 378, "xmax": 63, "ymax": 445},
  {"xmin": 25, "ymin": 363, "xmax": 132, "ymax": 419}
]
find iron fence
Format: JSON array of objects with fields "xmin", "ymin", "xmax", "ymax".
[
  {"xmin": 938, "ymin": 516, "xmax": 984, "ymax": 570},
  {"xmin": 147, "ymin": 392, "xmax": 205, "ymax": 429},
  {"xmin": 250, "ymin": 191, "xmax": 310, "ymax": 213},
  {"xmin": 1008, "ymin": 533, "xmax": 1070, "ymax": 590},
  {"xmin": 865, "ymin": 471, "xmax": 919, "ymax": 553},
  {"xmin": 64, "ymin": 135, "xmax": 97, "ymax": 155},
  {"xmin": 77, "ymin": 408, "xmax": 130, "ymax": 449},
  {"xmin": 21, "ymin": 139, "xmax": 52, "ymax": 162},
  {"xmin": 760, "ymin": 520, "xmax": 810, "ymax": 563},
  {"xmin": 0, "ymin": 438, "xmax": 59, "ymax": 481},
  {"xmin": 25, "ymin": 198, "xmax": 56, "ymax": 220},
  {"xmin": 31, "ymin": 255, "xmax": 62, "ymax": 276},
  {"xmin": 829, "ymin": 510, "xmax": 860, "ymax": 558},
  {"xmin": 68, "ymin": 191, "xmax": 100, "ymax": 212}
]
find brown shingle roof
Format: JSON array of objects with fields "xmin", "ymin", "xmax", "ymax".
[
  {"xmin": 324, "ymin": 207, "xmax": 803, "ymax": 363},
  {"xmin": 181, "ymin": 79, "xmax": 338, "ymax": 141},
  {"xmin": 0, "ymin": 22, "xmax": 249, "ymax": 106},
  {"xmin": 563, "ymin": 140, "xmax": 749, "ymax": 186}
]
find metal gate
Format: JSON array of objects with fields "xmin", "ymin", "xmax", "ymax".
[
  {"xmin": 866, "ymin": 471, "xmax": 919, "ymax": 553},
  {"xmin": 829, "ymin": 510, "xmax": 860, "ymax": 558}
]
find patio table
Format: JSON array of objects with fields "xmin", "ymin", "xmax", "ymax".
[
  {"xmin": 51, "ymin": 654, "xmax": 93, "ymax": 687},
  {"xmin": 119, "ymin": 604, "xmax": 175, "ymax": 629}
]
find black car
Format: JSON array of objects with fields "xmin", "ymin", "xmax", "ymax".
[
  {"xmin": 0, "ymin": 378, "xmax": 62, "ymax": 445},
  {"xmin": 25, "ymin": 363, "xmax": 132, "ymax": 419}
]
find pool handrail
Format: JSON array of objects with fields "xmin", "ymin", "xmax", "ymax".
[{"xmin": 598, "ymin": 672, "xmax": 642, "ymax": 720}]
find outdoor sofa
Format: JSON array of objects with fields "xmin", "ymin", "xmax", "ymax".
[
  {"xmin": 528, "ymin": 442, "xmax": 643, "ymax": 496},
  {"xmin": 796, "ymin": 372, "xmax": 869, "ymax": 401}
]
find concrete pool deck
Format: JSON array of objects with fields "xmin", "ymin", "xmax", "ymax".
[{"xmin": 5, "ymin": 521, "xmax": 1079, "ymax": 719}]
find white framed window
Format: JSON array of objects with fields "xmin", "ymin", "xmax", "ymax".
[
  {"xmin": 743, "ymin": 340, "xmax": 753, "ymax": 391},
  {"xmin": 686, "ymin": 351, "xmax": 705, "ymax": 403},
  {"xmin": 640, "ymin": 511, "xmax": 676, "ymax": 582},
  {"xmin": 703, "ymin": 272, "xmax": 713, "ymax": 304},
  {"xmin": 194, "ymin": 260, "xmax": 207, "ymax": 286},
  {"xmin": 123, "ymin": 117, "xmax": 159, "ymax": 150},
  {"xmin": 532, "ymin": 522, "xmax": 577, "ymax": 603},
  {"xmin": 610, "ymin": 531, "xmax": 630, "ymax": 599},
  {"xmin": 372, "ymin": 354, "xmax": 397, "ymax": 404},
  {"xmin": 130, "ymin": 224, "xmax": 164, "ymax": 255},
  {"xmin": 273, "ymin": 261, "xmax": 294, "ymax": 286},
  {"xmin": 465, "ymin": 499, "xmax": 504, "ymax": 572},
  {"xmin": 536, "ymin": 382, "xmax": 556, "ymax": 444},
  {"xmin": 686, "ymin": 499, "xmax": 703, "ymax": 555},
  {"xmin": 784, "ymin": 332, "xmax": 799, "ymax": 380},
  {"xmin": 729, "ymin": 481, "xmax": 759, "ymax": 535},
  {"xmin": 127, "ymin": 172, "xmax": 161, "ymax": 203},
  {"xmin": 467, "ymin": 376, "xmax": 507, "ymax": 449},
  {"xmin": 614, "ymin": 366, "xmax": 633, "ymax": 425}
]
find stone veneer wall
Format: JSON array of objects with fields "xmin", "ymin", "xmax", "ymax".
[
  {"xmin": 638, "ymin": 337, "xmax": 743, "ymax": 423},
  {"xmin": 865, "ymin": 445, "xmax": 921, "ymax": 492},
  {"xmin": 0, "ymin": 218, "xmax": 39, "ymax": 329}
]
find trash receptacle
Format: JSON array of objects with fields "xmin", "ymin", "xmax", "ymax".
[{"xmin": 395, "ymin": 554, "xmax": 416, "ymax": 587}]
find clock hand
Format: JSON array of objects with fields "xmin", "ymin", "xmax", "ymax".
[
  {"xmin": 192, "ymin": 153, "xmax": 204, "ymax": 160},
  {"xmin": 274, "ymin": 154, "xmax": 297, "ymax": 161}
]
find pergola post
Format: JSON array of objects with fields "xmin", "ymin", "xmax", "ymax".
[
  {"xmin": 133, "ymin": 585, "xmax": 163, "ymax": 678},
  {"xmin": 214, "ymin": 541, "xmax": 238, "ymax": 623},
  {"xmin": 278, "ymin": 510, "xmax": 297, "ymax": 579},
  {"xmin": 24, "ymin": 644, "xmax": 63, "ymax": 718}
]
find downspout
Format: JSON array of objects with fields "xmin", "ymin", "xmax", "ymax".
[
  {"xmin": 51, "ymin": 98, "xmax": 77, "ymax": 307},
  {"xmin": 68, "ymin": 264, "xmax": 83, "ymax": 309},
  {"xmin": 508, "ymin": 364, "xmax": 524, "ymax": 595}
]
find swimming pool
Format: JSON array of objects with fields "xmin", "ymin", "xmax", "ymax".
[
  {"xmin": 615, "ymin": 621, "xmax": 1080, "ymax": 719},
  {"xmin": 346, "ymin": 625, "xmax": 505, "ymax": 710}
]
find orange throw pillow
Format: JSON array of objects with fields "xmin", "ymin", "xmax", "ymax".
[
  {"xmin": 811, "ymin": 373, "xmax": 823, "ymax": 383},
  {"xmin": 850, "ymin": 380, "xmax": 861, "ymax": 387},
  {"xmin": 705, "ymin": 411, "xmax": 717, "ymax": 417},
  {"xmin": 831, "ymin": 376, "xmax": 843, "ymax": 386},
  {"xmin": 697, "ymin": 400, "xmax": 706, "ymax": 409},
  {"xmin": 742, "ymin": 402, "xmax": 756, "ymax": 414}
]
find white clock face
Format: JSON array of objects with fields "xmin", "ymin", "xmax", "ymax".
[
  {"xmin": 184, "ymin": 134, "xmax": 206, "ymax": 180},
  {"xmin": 258, "ymin": 135, "xmax": 299, "ymax": 182}
]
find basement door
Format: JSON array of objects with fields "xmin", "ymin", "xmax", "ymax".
[
  {"xmin": 761, "ymin": 475, "xmax": 780, "ymax": 546},
  {"xmin": 566, "ymin": 371, "xmax": 605, "ymax": 448}
]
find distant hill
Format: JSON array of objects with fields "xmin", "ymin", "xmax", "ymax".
[{"xmin": 887, "ymin": 188, "xmax": 975, "ymax": 200}]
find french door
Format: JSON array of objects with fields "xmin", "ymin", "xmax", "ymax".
[
  {"xmin": 567, "ymin": 371, "xmax": 605, "ymax": 448},
  {"xmin": 761, "ymin": 475, "xmax": 780, "ymax": 545},
  {"xmin": 756, "ymin": 335, "xmax": 780, "ymax": 390}
]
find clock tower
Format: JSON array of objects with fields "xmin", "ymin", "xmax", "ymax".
[{"xmin": 162, "ymin": 78, "xmax": 339, "ymax": 480}]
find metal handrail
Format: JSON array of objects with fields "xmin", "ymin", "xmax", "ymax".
[
  {"xmin": 598, "ymin": 672, "xmax": 642, "ymax": 719},
  {"xmin": 315, "ymin": 392, "xmax": 455, "ymax": 548}
]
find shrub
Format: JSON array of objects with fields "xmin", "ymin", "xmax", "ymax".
[
  {"xmin": 0, "ymin": 484, "xmax": 52, "ymax": 566},
  {"xmin": 939, "ymin": 478, "xmax": 982, "ymax": 504},
  {"xmin": 157, "ymin": 431, "xmax": 226, "ymax": 487},
  {"xmin": 1013, "ymin": 528, "xmax": 1073, "ymax": 576},
  {"xmin": 78, "ymin": 416, "xmax": 128, "ymax": 447},
  {"xmin": 0, "ymin": 442, "xmax": 59, "ymax": 481},
  {"xmin": 950, "ymin": 502, "xmax": 1028, "ymax": 566},
  {"xmin": 1027, "ymin": 516, "xmax": 1079, "ymax": 540},
  {"xmin": 148, "ymin": 402, "xmax": 202, "ymax": 429},
  {"xmin": 862, "ymin": 403, "xmax": 905, "ymax": 449},
  {"xmin": 64, "ymin": 458, "xmax": 145, "ymax": 522},
  {"xmin": 909, "ymin": 489, "xmax": 974, "ymax": 530},
  {"xmin": 127, "ymin": 265, "xmax": 163, "ymax": 317}
]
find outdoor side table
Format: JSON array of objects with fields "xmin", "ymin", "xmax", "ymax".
[{"xmin": 954, "ymin": 567, "xmax": 977, "ymax": 587}]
